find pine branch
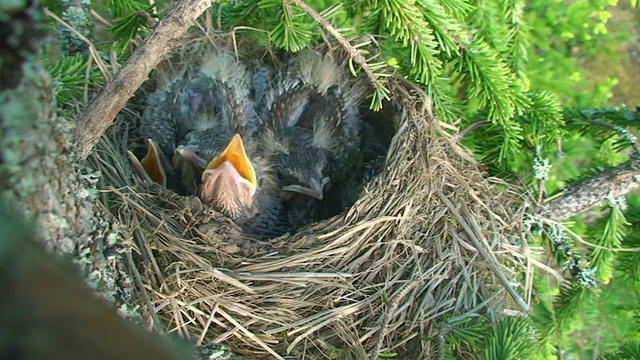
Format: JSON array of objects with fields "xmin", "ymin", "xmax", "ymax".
[
  {"xmin": 436, "ymin": 0, "xmax": 474, "ymax": 21},
  {"xmin": 44, "ymin": 8, "xmax": 110, "ymax": 80},
  {"xmin": 74, "ymin": 0, "xmax": 213, "ymax": 160},
  {"xmin": 480, "ymin": 317, "xmax": 536, "ymax": 360},
  {"xmin": 501, "ymin": 0, "xmax": 530, "ymax": 77},
  {"xmin": 543, "ymin": 157, "xmax": 640, "ymax": 221},
  {"xmin": 110, "ymin": 5, "xmax": 157, "ymax": 52},
  {"xmin": 55, "ymin": 0, "xmax": 92, "ymax": 54},
  {"xmin": 379, "ymin": 0, "xmax": 441, "ymax": 83},
  {"xmin": 443, "ymin": 316, "xmax": 488, "ymax": 357},
  {"xmin": 525, "ymin": 216, "xmax": 597, "ymax": 288},
  {"xmin": 553, "ymin": 283, "xmax": 589, "ymax": 330},
  {"xmin": 467, "ymin": 0, "xmax": 505, "ymax": 49},
  {"xmin": 618, "ymin": 206, "xmax": 640, "ymax": 285},
  {"xmin": 48, "ymin": 54, "xmax": 103, "ymax": 105},
  {"xmin": 565, "ymin": 106, "xmax": 640, "ymax": 154},
  {"xmin": 416, "ymin": 0, "xmax": 463, "ymax": 58},
  {"xmin": 590, "ymin": 198, "xmax": 629, "ymax": 283},
  {"xmin": 269, "ymin": 0, "xmax": 313, "ymax": 52}
]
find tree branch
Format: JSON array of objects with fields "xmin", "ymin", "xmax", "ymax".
[
  {"xmin": 74, "ymin": 0, "xmax": 213, "ymax": 160},
  {"xmin": 544, "ymin": 158, "xmax": 640, "ymax": 221},
  {"xmin": 287, "ymin": 0, "xmax": 381, "ymax": 89}
]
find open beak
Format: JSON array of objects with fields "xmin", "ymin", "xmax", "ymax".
[
  {"xmin": 127, "ymin": 138, "xmax": 166, "ymax": 186},
  {"xmin": 282, "ymin": 177, "xmax": 329, "ymax": 200},
  {"xmin": 203, "ymin": 134, "xmax": 257, "ymax": 195}
]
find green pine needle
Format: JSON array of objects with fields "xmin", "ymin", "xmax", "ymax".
[
  {"xmin": 47, "ymin": 54, "xmax": 102, "ymax": 105},
  {"xmin": 110, "ymin": 5, "xmax": 156, "ymax": 53},
  {"xmin": 107, "ymin": 0, "xmax": 150, "ymax": 18},
  {"xmin": 379, "ymin": 0, "xmax": 441, "ymax": 83},
  {"xmin": 479, "ymin": 317, "xmax": 537, "ymax": 360}
]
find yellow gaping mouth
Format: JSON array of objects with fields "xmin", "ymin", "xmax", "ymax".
[
  {"xmin": 127, "ymin": 138, "xmax": 166, "ymax": 186},
  {"xmin": 204, "ymin": 134, "xmax": 257, "ymax": 195}
]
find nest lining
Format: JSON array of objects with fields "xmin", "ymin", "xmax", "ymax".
[{"xmin": 89, "ymin": 28, "xmax": 532, "ymax": 360}]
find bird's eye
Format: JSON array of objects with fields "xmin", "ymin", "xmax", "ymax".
[
  {"xmin": 258, "ymin": 177, "xmax": 264, "ymax": 186},
  {"xmin": 289, "ymin": 78, "xmax": 303, "ymax": 91},
  {"xmin": 327, "ymin": 84, "xmax": 341, "ymax": 96}
]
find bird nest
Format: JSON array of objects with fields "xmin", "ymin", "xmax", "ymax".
[{"xmin": 88, "ymin": 29, "xmax": 532, "ymax": 360}]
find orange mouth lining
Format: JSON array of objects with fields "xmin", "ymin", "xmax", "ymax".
[{"xmin": 205, "ymin": 134, "xmax": 257, "ymax": 194}]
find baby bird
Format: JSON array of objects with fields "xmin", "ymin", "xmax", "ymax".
[
  {"xmin": 127, "ymin": 138, "xmax": 167, "ymax": 186},
  {"xmin": 130, "ymin": 50, "xmax": 258, "ymax": 188},
  {"xmin": 181, "ymin": 130, "xmax": 288, "ymax": 239},
  {"xmin": 129, "ymin": 49, "xmax": 369, "ymax": 236},
  {"xmin": 257, "ymin": 50, "xmax": 367, "ymax": 206}
]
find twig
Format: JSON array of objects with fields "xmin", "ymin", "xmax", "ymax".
[
  {"xmin": 287, "ymin": 0, "xmax": 381, "ymax": 89},
  {"xmin": 124, "ymin": 250, "xmax": 164, "ymax": 331},
  {"xmin": 456, "ymin": 120, "xmax": 489, "ymax": 139},
  {"xmin": 553, "ymin": 220, "xmax": 640, "ymax": 252},
  {"xmin": 74, "ymin": 0, "xmax": 213, "ymax": 160},
  {"xmin": 544, "ymin": 157, "xmax": 640, "ymax": 221},
  {"xmin": 436, "ymin": 321, "xmax": 452, "ymax": 360},
  {"xmin": 90, "ymin": 9, "xmax": 112, "ymax": 27},
  {"xmin": 135, "ymin": 9, "xmax": 159, "ymax": 28}
]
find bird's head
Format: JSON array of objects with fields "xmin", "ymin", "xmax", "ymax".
[
  {"xmin": 199, "ymin": 134, "xmax": 258, "ymax": 218},
  {"xmin": 280, "ymin": 150, "xmax": 331, "ymax": 201}
]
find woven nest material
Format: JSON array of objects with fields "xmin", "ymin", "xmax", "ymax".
[{"xmin": 89, "ymin": 28, "xmax": 532, "ymax": 360}]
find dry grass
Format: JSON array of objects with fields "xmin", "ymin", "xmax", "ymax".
[{"xmin": 87, "ymin": 25, "xmax": 534, "ymax": 360}]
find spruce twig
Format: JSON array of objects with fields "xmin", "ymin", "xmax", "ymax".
[
  {"xmin": 44, "ymin": 8, "xmax": 110, "ymax": 79},
  {"xmin": 544, "ymin": 158, "xmax": 640, "ymax": 221}
]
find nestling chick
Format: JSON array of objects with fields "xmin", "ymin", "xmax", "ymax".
[
  {"xmin": 178, "ymin": 130, "xmax": 288, "ymax": 239},
  {"xmin": 257, "ymin": 50, "xmax": 368, "ymax": 205},
  {"xmin": 129, "ymin": 48, "xmax": 370, "ymax": 237},
  {"xmin": 168, "ymin": 52, "xmax": 290, "ymax": 239},
  {"xmin": 127, "ymin": 138, "xmax": 167, "ymax": 186}
]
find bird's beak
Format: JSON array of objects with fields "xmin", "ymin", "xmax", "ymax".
[
  {"xmin": 127, "ymin": 138, "xmax": 166, "ymax": 186},
  {"xmin": 282, "ymin": 177, "xmax": 330, "ymax": 200},
  {"xmin": 203, "ymin": 134, "xmax": 257, "ymax": 195},
  {"xmin": 176, "ymin": 145, "xmax": 208, "ymax": 169}
]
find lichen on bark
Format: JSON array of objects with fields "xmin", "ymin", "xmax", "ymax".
[{"xmin": 0, "ymin": 0, "xmax": 135, "ymax": 312}]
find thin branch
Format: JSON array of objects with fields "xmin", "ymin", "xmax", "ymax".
[
  {"xmin": 73, "ymin": 0, "xmax": 213, "ymax": 160},
  {"xmin": 287, "ymin": 0, "xmax": 380, "ymax": 89},
  {"xmin": 544, "ymin": 157, "xmax": 640, "ymax": 221},
  {"xmin": 456, "ymin": 120, "xmax": 489, "ymax": 139},
  {"xmin": 90, "ymin": 9, "xmax": 112, "ymax": 27}
]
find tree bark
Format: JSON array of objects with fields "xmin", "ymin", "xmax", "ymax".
[
  {"xmin": 0, "ymin": 205, "xmax": 193, "ymax": 360},
  {"xmin": 543, "ymin": 158, "xmax": 640, "ymax": 221},
  {"xmin": 0, "ymin": 0, "xmax": 135, "ymax": 320},
  {"xmin": 0, "ymin": 3, "xmax": 248, "ymax": 359}
]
